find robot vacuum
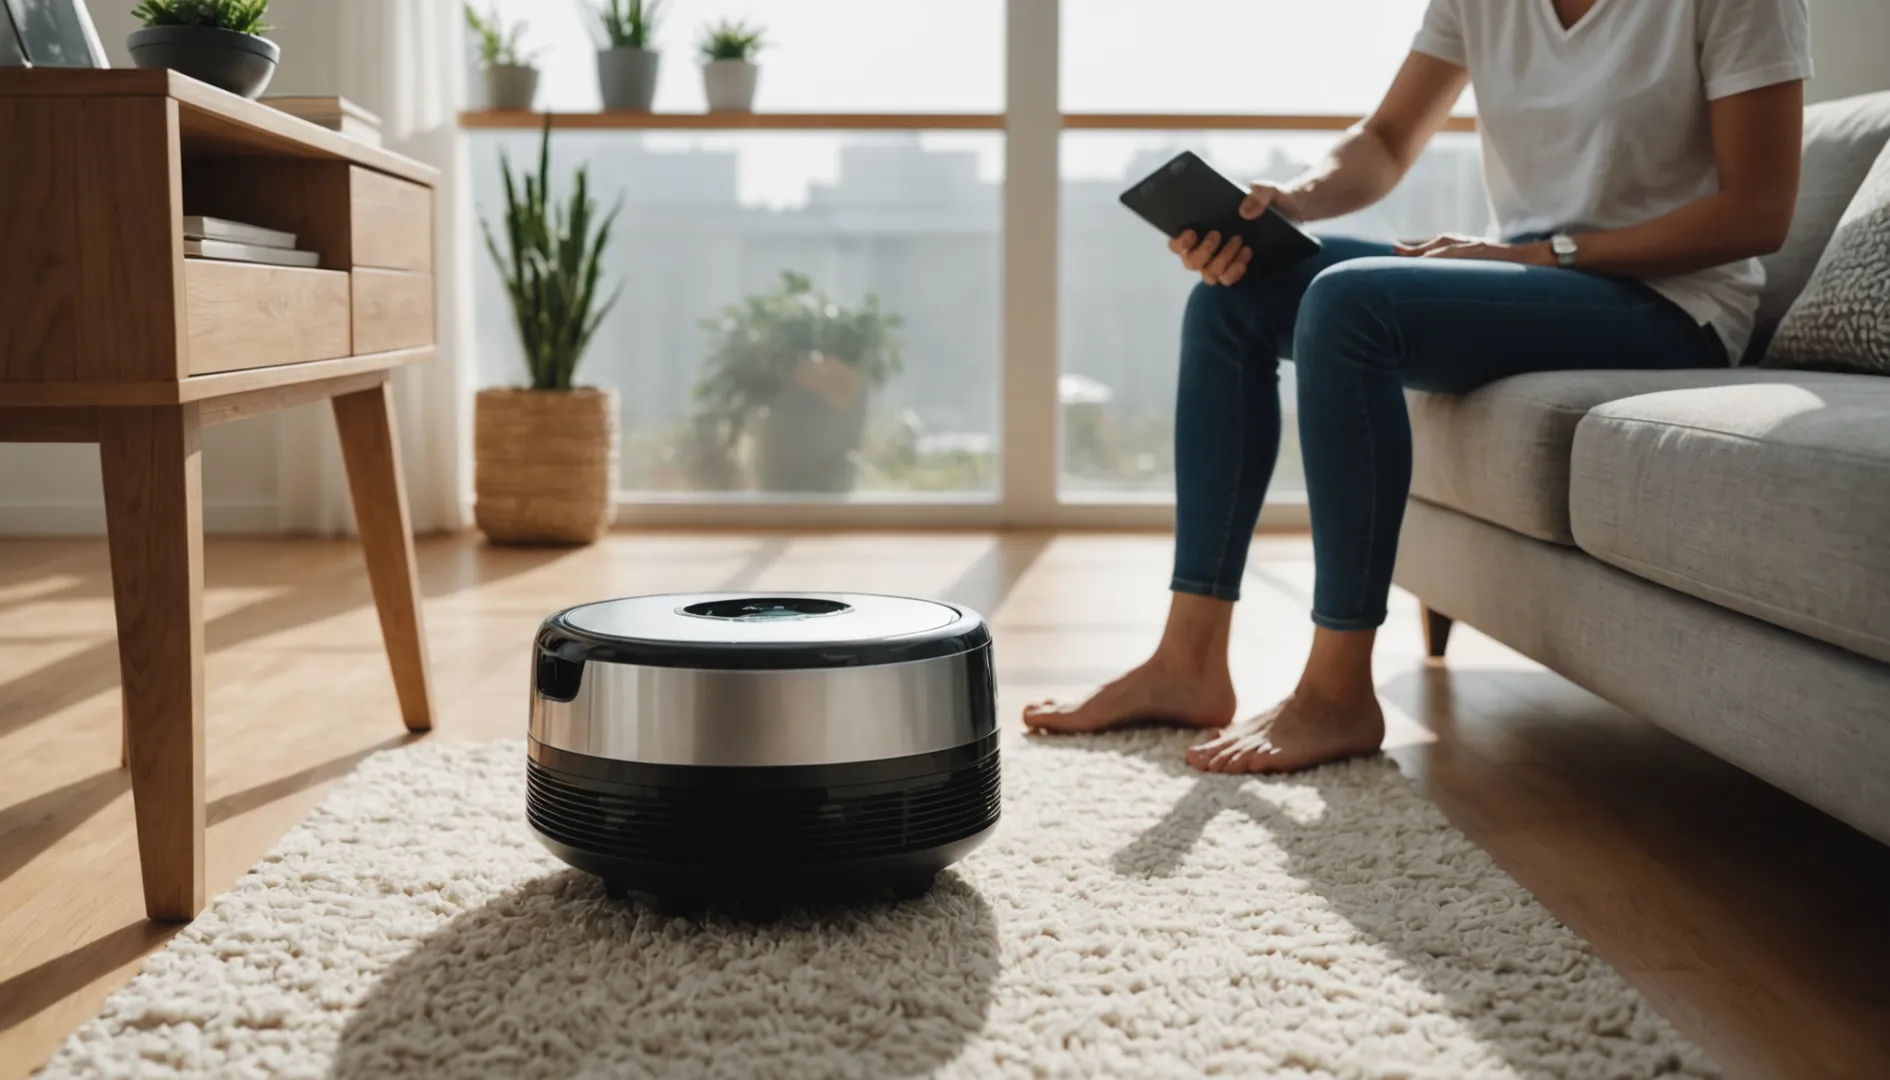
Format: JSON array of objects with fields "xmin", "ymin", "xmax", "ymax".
[{"xmin": 526, "ymin": 592, "xmax": 999, "ymax": 910}]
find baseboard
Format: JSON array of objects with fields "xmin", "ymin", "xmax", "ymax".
[{"xmin": 0, "ymin": 498, "xmax": 281, "ymax": 536}]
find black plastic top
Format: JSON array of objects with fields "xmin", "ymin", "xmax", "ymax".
[{"xmin": 535, "ymin": 592, "xmax": 991, "ymax": 671}]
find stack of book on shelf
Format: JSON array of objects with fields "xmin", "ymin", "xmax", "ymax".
[
  {"xmin": 182, "ymin": 217, "xmax": 320, "ymax": 268},
  {"xmin": 261, "ymin": 95, "xmax": 384, "ymax": 146}
]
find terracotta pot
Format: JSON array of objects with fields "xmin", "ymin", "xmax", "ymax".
[{"xmin": 474, "ymin": 387, "xmax": 619, "ymax": 545}]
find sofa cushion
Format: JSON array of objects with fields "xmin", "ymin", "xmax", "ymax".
[
  {"xmin": 1569, "ymin": 374, "xmax": 1890, "ymax": 664},
  {"xmin": 1408, "ymin": 369, "xmax": 1843, "ymax": 545},
  {"xmin": 1765, "ymin": 138, "xmax": 1890, "ymax": 374},
  {"xmin": 1744, "ymin": 91, "xmax": 1890, "ymax": 364}
]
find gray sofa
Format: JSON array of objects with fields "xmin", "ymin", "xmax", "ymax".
[{"xmin": 1393, "ymin": 92, "xmax": 1890, "ymax": 846}]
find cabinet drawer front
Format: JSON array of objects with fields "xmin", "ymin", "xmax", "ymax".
[
  {"xmin": 352, "ymin": 268, "xmax": 434, "ymax": 354},
  {"xmin": 350, "ymin": 166, "xmax": 433, "ymax": 272},
  {"xmin": 184, "ymin": 260, "xmax": 351, "ymax": 376}
]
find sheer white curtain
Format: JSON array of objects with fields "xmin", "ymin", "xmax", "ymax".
[{"xmin": 272, "ymin": 0, "xmax": 472, "ymax": 534}]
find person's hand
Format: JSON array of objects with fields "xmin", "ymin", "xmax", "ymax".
[
  {"xmin": 1395, "ymin": 234, "xmax": 1554, "ymax": 266},
  {"xmin": 1170, "ymin": 182, "xmax": 1306, "ymax": 286}
]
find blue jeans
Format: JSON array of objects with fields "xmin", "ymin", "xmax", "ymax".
[{"xmin": 1171, "ymin": 236, "xmax": 1726, "ymax": 630}]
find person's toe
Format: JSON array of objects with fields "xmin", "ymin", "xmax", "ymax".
[
  {"xmin": 1208, "ymin": 736, "xmax": 1253, "ymax": 773},
  {"xmin": 1187, "ymin": 728, "xmax": 1239, "ymax": 768}
]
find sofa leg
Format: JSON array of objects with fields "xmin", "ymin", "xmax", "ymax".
[{"xmin": 1422, "ymin": 605, "xmax": 1454, "ymax": 661}]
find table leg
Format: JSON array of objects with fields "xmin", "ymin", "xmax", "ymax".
[
  {"xmin": 332, "ymin": 380, "xmax": 435, "ymax": 733},
  {"xmin": 101, "ymin": 404, "xmax": 206, "ymax": 921}
]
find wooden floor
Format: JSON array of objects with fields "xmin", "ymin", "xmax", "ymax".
[{"xmin": 2, "ymin": 530, "xmax": 1888, "ymax": 1078}]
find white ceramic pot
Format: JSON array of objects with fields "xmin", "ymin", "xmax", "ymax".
[{"xmin": 702, "ymin": 59, "xmax": 759, "ymax": 112}]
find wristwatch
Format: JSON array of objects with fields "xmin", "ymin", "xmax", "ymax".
[{"xmin": 1549, "ymin": 232, "xmax": 1579, "ymax": 269}]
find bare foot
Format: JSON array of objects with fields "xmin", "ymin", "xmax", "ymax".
[
  {"xmin": 1184, "ymin": 693, "xmax": 1385, "ymax": 774},
  {"xmin": 1023, "ymin": 658, "xmax": 1237, "ymax": 735}
]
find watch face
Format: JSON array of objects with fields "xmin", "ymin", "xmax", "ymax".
[{"xmin": 1552, "ymin": 235, "xmax": 1577, "ymax": 254}]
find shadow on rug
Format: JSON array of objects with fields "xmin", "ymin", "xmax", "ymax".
[{"xmin": 329, "ymin": 870, "xmax": 997, "ymax": 1079}]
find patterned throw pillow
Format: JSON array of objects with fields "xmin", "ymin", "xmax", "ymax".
[{"xmin": 1765, "ymin": 142, "xmax": 1890, "ymax": 374}]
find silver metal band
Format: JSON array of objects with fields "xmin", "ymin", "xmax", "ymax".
[{"xmin": 528, "ymin": 650, "xmax": 996, "ymax": 767}]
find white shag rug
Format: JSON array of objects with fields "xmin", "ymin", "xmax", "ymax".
[{"xmin": 40, "ymin": 733, "xmax": 1718, "ymax": 1080}]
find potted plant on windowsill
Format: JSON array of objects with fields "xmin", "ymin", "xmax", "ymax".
[
  {"xmin": 688, "ymin": 272, "xmax": 903, "ymax": 494},
  {"xmin": 476, "ymin": 119, "xmax": 623, "ymax": 545},
  {"xmin": 127, "ymin": 0, "xmax": 278, "ymax": 99},
  {"xmin": 465, "ymin": 3, "xmax": 538, "ymax": 111},
  {"xmin": 594, "ymin": 0, "xmax": 662, "ymax": 112},
  {"xmin": 698, "ymin": 18, "xmax": 765, "ymax": 113}
]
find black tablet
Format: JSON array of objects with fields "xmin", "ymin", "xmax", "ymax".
[{"xmin": 1119, "ymin": 151, "xmax": 1321, "ymax": 268}]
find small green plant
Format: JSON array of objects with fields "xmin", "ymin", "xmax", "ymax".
[
  {"xmin": 697, "ymin": 17, "xmax": 765, "ymax": 62},
  {"xmin": 131, "ymin": 0, "xmax": 270, "ymax": 34},
  {"xmin": 690, "ymin": 271, "xmax": 901, "ymax": 452},
  {"xmin": 596, "ymin": 0, "xmax": 663, "ymax": 49},
  {"xmin": 480, "ymin": 119, "xmax": 622, "ymax": 391},
  {"xmin": 463, "ymin": 3, "xmax": 531, "ymax": 68}
]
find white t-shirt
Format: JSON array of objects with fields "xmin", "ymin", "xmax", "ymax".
[{"xmin": 1412, "ymin": 0, "xmax": 1813, "ymax": 362}]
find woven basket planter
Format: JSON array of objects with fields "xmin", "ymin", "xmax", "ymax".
[{"xmin": 474, "ymin": 387, "xmax": 619, "ymax": 545}]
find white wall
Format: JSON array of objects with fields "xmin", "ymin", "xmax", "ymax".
[
  {"xmin": 1807, "ymin": 0, "xmax": 1890, "ymax": 103},
  {"xmin": 3, "ymin": 1, "xmax": 1887, "ymax": 534}
]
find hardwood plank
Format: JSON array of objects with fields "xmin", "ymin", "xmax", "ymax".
[
  {"xmin": 331, "ymin": 382, "xmax": 435, "ymax": 733},
  {"xmin": 349, "ymin": 167, "xmax": 433, "ymax": 272},
  {"xmin": 97, "ymin": 405, "xmax": 206, "ymax": 921},
  {"xmin": 0, "ymin": 100, "xmax": 79, "ymax": 382},
  {"xmin": 183, "ymin": 261, "xmax": 351, "ymax": 375},
  {"xmin": 0, "ymin": 70, "xmax": 438, "ymax": 186},
  {"xmin": 0, "ymin": 407, "xmax": 96, "ymax": 442},
  {"xmin": 0, "ymin": 67, "xmax": 172, "ymax": 97},
  {"xmin": 0, "ymin": 347, "xmax": 433, "ymax": 406},
  {"xmin": 73, "ymin": 97, "xmax": 186, "ymax": 383},
  {"xmin": 196, "ymin": 370, "xmax": 388, "ymax": 428},
  {"xmin": 350, "ymin": 269, "xmax": 434, "ymax": 354}
]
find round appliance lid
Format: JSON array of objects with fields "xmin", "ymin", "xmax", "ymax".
[{"xmin": 540, "ymin": 592, "xmax": 989, "ymax": 670}]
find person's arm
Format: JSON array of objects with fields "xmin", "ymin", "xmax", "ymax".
[
  {"xmin": 1271, "ymin": 51, "xmax": 1471, "ymax": 222},
  {"xmin": 1420, "ymin": 80, "xmax": 1804, "ymax": 274},
  {"xmin": 1181, "ymin": 51, "xmax": 1469, "ymax": 284}
]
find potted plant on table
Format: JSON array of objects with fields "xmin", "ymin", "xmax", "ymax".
[
  {"xmin": 127, "ymin": 0, "xmax": 278, "ymax": 99},
  {"xmin": 697, "ymin": 18, "xmax": 766, "ymax": 112},
  {"xmin": 476, "ymin": 119, "xmax": 623, "ymax": 545},
  {"xmin": 594, "ymin": 0, "xmax": 663, "ymax": 112},
  {"xmin": 689, "ymin": 272, "xmax": 903, "ymax": 494},
  {"xmin": 464, "ymin": 3, "xmax": 538, "ymax": 111}
]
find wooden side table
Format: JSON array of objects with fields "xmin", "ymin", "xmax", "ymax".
[{"xmin": 0, "ymin": 69, "xmax": 441, "ymax": 921}]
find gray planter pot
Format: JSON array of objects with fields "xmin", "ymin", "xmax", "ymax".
[
  {"xmin": 126, "ymin": 26, "xmax": 279, "ymax": 99},
  {"xmin": 597, "ymin": 48, "xmax": 659, "ymax": 111},
  {"xmin": 482, "ymin": 64, "xmax": 539, "ymax": 110},
  {"xmin": 755, "ymin": 379, "xmax": 871, "ymax": 494},
  {"xmin": 702, "ymin": 59, "xmax": 759, "ymax": 112}
]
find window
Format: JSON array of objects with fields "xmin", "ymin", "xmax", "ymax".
[
  {"xmin": 1062, "ymin": 0, "xmax": 1475, "ymax": 116},
  {"xmin": 477, "ymin": 0, "xmax": 1003, "ymax": 114},
  {"xmin": 1058, "ymin": 132, "xmax": 1486, "ymax": 497},
  {"xmin": 462, "ymin": 1, "xmax": 1485, "ymax": 520},
  {"xmin": 471, "ymin": 132, "xmax": 1004, "ymax": 497}
]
